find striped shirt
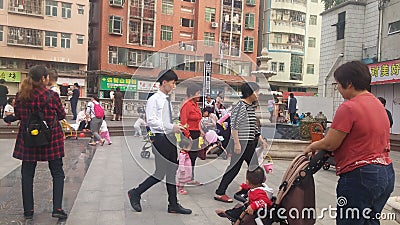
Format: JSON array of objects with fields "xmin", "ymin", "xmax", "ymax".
[{"xmin": 231, "ymin": 100, "xmax": 258, "ymax": 141}]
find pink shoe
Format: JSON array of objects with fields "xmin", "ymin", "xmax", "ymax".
[{"xmin": 178, "ymin": 188, "xmax": 187, "ymax": 195}]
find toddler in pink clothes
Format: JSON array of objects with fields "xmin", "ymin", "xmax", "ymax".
[{"xmin": 99, "ymin": 119, "xmax": 112, "ymax": 145}]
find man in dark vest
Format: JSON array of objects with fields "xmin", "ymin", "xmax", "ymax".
[{"xmin": 0, "ymin": 79, "xmax": 9, "ymax": 117}]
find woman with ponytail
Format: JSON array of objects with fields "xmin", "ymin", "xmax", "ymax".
[{"xmin": 13, "ymin": 65, "xmax": 67, "ymax": 220}]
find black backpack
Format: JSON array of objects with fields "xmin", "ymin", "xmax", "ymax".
[{"xmin": 22, "ymin": 93, "xmax": 55, "ymax": 148}]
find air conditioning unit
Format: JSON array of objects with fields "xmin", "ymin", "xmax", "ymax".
[{"xmin": 211, "ymin": 22, "xmax": 219, "ymax": 28}]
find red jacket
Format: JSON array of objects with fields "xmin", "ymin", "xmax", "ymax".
[
  {"xmin": 180, "ymin": 99, "xmax": 202, "ymax": 137},
  {"xmin": 241, "ymin": 183, "xmax": 273, "ymax": 211}
]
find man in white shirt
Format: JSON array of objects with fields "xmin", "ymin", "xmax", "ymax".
[{"xmin": 127, "ymin": 69, "xmax": 192, "ymax": 215}]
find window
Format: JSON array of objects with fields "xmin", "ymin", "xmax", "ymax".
[
  {"xmin": 388, "ymin": 20, "xmax": 400, "ymax": 35},
  {"xmin": 181, "ymin": 18, "xmax": 194, "ymax": 28},
  {"xmin": 205, "ymin": 8, "xmax": 216, "ymax": 22},
  {"xmin": 0, "ymin": 26, "xmax": 3, "ymax": 42},
  {"xmin": 0, "ymin": 0, "xmax": 3, "ymax": 9},
  {"xmin": 61, "ymin": 33, "xmax": 71, "ymax": 48},
  {"xmin": 161, "ymin": 25, "xmax": 173, "ymax": 41},
  {"xmin": 311, "ymin": 0, "xmax": 318, "ymax": 2},
  {"xmin": 204, "ymin": 32, "xmax": 215, "ymax": 46},
  {"xmin": 246, "ymin": 0, "xmax": 256, "ymax": 5},
  {"xmin": 8, "ymin": 27, "xmax": 43, "ymax": 47},
  {"xmin": 336, "ymin": 11, "xmax": 345, "ymax": 40},
  {"xmin": 45, "ymin": 31, "xmax": 57, "ymax": 47},
  {"xmin": 109, "ymin": 0, "xmax": 124, "ymax": 7},
  {"xmin": 108, "ymin": 46, "xmax": 118, "ymax": 64},
  {"xmin": 307, "ymin": 64, "xmax": 314, "ymax": 74},
  {"xmin": 109, "ymin": 15, "xmax": 123, "ymax": 34},
  {"xmin": 274, "ymin": 33, "xmax": 282, "ymax": 43},
  {"xmin": 162, "ymin": 0, "xmax": 173, "ymax": 15},
  {"xmin": 45, "ymin": 1, "xmax": 58, "ymax": 16},
  {"xmin": 309, "ymin": 15, "xmax": 317, "ymax": 25},
  {"xmin": 308, "ymin": 37, "xmax": 316, "ymax": 48},
  {"xmin": 62, "ymin": 3, "xmax": 71, "ymax": 18},
  {"xmin": 77, "ymin": 35, "xmax": 84, "ymax": 44},
  {"xmin": 290, "ymin": 54, "xmax": 303, "ymax": 80},
  {"xmin": 279, "ymin": 63, "xmax": 284, "ymax": 72},
  {"xmin": 245, "ymin": 13, "xmax": 255, "ymax": 29},
  {"xmin": 271, "ymin": 62, "xmax": 277, "ymax": 72},
  {"xmin": 183, "ymin": 0, "xmax": 195, "ymax": 2},
  {"xmin": 244, "ymin": 37, "xmax": 254, "ymax": 52},
  {"xmin": 77, "ymin": 5, "xmax": 84, "ymax": 15}
]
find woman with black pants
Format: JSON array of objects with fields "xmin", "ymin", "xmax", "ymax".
[
  {"xmin": 180, "ymin": 84, "xmax": 203, "ymax": 187},
  {"xmin": 13, "ymin": 65, "xmax": 67, "ymax": 219},
  {"xmin": 214, "ymin": 82, "xmax": 260, "ymax": 203}
]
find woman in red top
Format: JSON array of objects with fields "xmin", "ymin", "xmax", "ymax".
[
  {"xmin": 13, "ymin": 65, "xmax": 67, "ymax": 219},
  {"xmin": 304, "ymin": 61, "xmax": 394, "ymax": 225},
  {"xmin": 180, "ymin": 83, "xmax": 202, "ymax": 186}
]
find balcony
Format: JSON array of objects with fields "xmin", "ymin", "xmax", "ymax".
[
  {"xmin": 271, "ymin": 43, "xmax": 304, "ymax": 52},
  {"xmin": 7, "ymin": 27, "xmax": 43, "ymax": 48},
  {"xmin": 130, "ymin": 6, "xmax": 141, "ymax": 18},
  {"xmin": 8, "ymin": 0, "xmax": 43, "ymax": 17},
  {"xmin": 222, "ymin": 23, "xmax": 241, "ymax": 34}
]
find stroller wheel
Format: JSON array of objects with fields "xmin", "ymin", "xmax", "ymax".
[
  {"xmin": 144, "ymin": 151, "xmax": 150, "ymax": 158},
  {"xmin": 323, "ymin": 164, "xmax": 330, "ymax": 170},
  {"xmin": 140, "ymin": 151, "xmax": 146, "ymax": 158},
  {"xmin": 221, "ymin": 153, "xmax": 228, "ymax": 160}
]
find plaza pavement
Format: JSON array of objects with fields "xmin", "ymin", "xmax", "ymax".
[{"xmin": 0, "ymin": 135, "xmax": 399, "ymax": 225}]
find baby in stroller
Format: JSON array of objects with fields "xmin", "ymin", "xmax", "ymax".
[{"xmin": 215, "ymin": 166, "xmax": 273, "ymax": 224}]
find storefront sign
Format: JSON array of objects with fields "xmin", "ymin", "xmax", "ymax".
[
  {"xmin": 369, "ymin": 59, "xmax": 400, "ymax": 85},
  {"xmin": 0, "ymin": 70, "xmax": 21, "ymax": 82},
  {"xmin": 100, "ymin": 76, "xmax": 137, "ymax": 91},
  {"xmin": 137, "ymin": 80, "xmax": 159, "ymax": 91}
]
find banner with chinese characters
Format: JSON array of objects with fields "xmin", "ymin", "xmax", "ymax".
[
  {"xmin": 368, "ymin": 59, "xmax": 400, "ymax": 85},
  {"xmin": 137, "ymin": 80, "xmax": 159, "ymax": 91},
  {"xmin": 100, "ymin": 76, "xmax": 137, "ymax": 91},
  {"xmin": 0, "ymin": 70, "xmax": 21, "ymax": 82}
]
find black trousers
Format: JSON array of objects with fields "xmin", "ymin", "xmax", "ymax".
[
  {"xmin": 21, "ymin": 158, "xmax": 65, "ymax": 212},
  {"xmin": 134, "ymin": 134, "xmax": 178, "ymax": 205},
  {"xmin": 216, "ymin": 140, "xmax": 258, "ymax": 196},
  {"xmin": 188, "ymin": 130, "xmax": 200, "ymax": 180},
  {"xmin": 70, "ymin": 100, "xmax": 78, "ymax": 120}
]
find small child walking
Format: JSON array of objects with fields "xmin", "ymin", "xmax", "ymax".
[
  {"xmin": 99, "ymin": 118, "xmax": 112, "ymax": 145},
  {"xmin": 177, "ymin": 137, "xmax": 192, "ymax": 195},
  {"xmin": 133, "ymin": 115, "xmax": 146, "ymax": 136}
]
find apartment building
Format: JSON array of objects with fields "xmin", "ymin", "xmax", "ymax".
[
  {"xmin": 258, "ymin": 0, "xmax": 324, "ymax": 97},
  {"xmin": 0, "ymin": 0, "xmax": 89, "ymax": 96},
  {"xmin": 87, "ymin": 0, "xmax": 260, "ymax": 101},
  {"xmin": 318, "ymin": 0, "xmax": 400, "ymax": 134}
]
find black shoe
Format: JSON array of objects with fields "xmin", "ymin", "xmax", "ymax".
[
  {"xmin": 52, "ymin": 209, "xmax": 68, "ymax": 219},
  {"xmin": 24, "ymin": 210, "xmax": 34, "ymax": 219},
  {"xmin": 128, "ymin": 189, "xmax": 142, "ymax": 212},
  {"xmin": 168, "ymin": 203, "xmax": 192, "ymax": 214}
]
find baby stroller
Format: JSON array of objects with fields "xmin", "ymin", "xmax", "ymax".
[
  {"xmin": 229, "ymin": 151, "xmax": 330, "ymax": 225},
  {"xmin": 140, "ymin": 126, "xmax": 154, "ymax": 159},
  {"xmin": 60, "ymin": 119, "xmax": 78, "ymax": 139},
  {"xmin": 197, "ymin": 129, "xmax": 228, "ymax": 160}
]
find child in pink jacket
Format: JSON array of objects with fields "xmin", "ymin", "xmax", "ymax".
[{"xmin": 177, "ymin": 137, "xmax": 192, "ymax": 195}]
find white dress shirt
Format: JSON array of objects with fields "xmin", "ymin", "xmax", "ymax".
[{"xmin": 146, "ymin": 90, "xmax": 174, "ymax": 134}]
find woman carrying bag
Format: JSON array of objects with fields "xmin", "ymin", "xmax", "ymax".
[{"xmin": 13, "ymin": 65, "xmax": 67, "ymax": 220}]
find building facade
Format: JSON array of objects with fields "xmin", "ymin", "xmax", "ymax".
[
  {"xmin": 88, "ymin": 0, "xmax": 260, "ymax": 102},
  {"xmin": 318, "ymin": 0, "xmax": 400, "ymax": 134},
  {"xmin": 0, "ymin": 0, "xmax": 89, "ymax": 96},
  {"xmin": 258, "ymin": 0, "xmax": 324, "ymax": 97}
]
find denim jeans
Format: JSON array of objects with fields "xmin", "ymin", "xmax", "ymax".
[{"xmin": 336, "ymin": 163, "xmax": 395, "ymax": 225}]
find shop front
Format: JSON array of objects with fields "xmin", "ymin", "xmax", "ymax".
[
  {"xmin": 368, "ymin": 59, "xmax": 400, "ymax": 134},
  {"xmin": 0, "ymin": 70, "xmax": 22, "ymax": 95}
]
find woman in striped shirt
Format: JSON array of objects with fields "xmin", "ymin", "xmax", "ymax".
[{"xmin": 214, "ymin": 82, "xmax": 261, "ymax": 203}]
